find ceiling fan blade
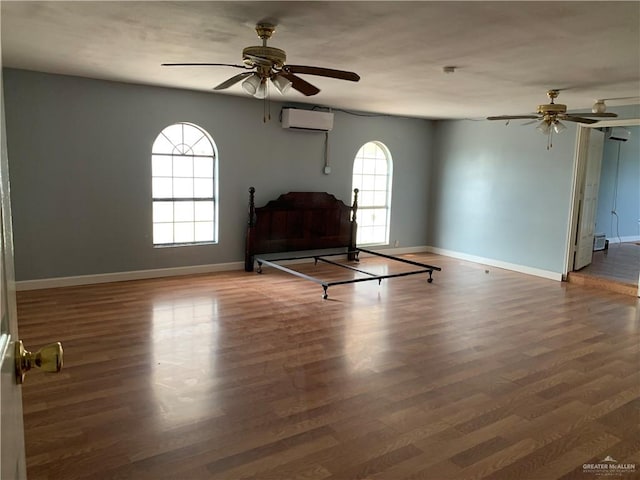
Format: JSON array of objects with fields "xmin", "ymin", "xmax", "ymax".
[
  {"xmin": 284, "ymin": 65, "xmax": 360, "ymax": 82},
  {"xmin": 162, "ymin": 63, "xmax": 250, "ymax": 69},
  {"xmin": 561, "ymin": 116, "xmax": 599, "ymax": 124},
  {"xmin": 567, "ymin": 112, "xmax": 618, "ymax": 118},
  {"xmin": 487, "ymin": 115, "xmax": 539, "ymax": 120},
  {"xmin": 213, "ymin": 72, "xmax": 254, "ymax": 90},
  {"xmin": 280, "ymin": 72, "xmax": 320, "ymax": 96}
]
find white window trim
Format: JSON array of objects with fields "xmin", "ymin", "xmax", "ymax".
[
  {"xmin": 151, "ymin": 122, "xmax": 218, "ymax": 247},
  {"xmin": 352, "ymin": 141, "xmax": 393, "ymax": 246}
]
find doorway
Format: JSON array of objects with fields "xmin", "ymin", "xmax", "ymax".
[{"xmin": 566, "ymin": 119, "xmax": 640, "ymax": 297}]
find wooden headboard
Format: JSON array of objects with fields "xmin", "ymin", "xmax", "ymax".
[{"xmin": 244, "ymin": 187, "xmax": 359, "ymax": 271}]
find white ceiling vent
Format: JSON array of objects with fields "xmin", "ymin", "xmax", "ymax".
[{"xmin": 281, "ymin": 108, "xmax": 334, "ymax": 132}]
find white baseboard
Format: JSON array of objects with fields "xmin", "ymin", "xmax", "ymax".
[
  {"xmin": 425, "ymin": 246, "xmax": 563, "ymax": 281},
  {"xmin": 606, "ymin": 235, "xmax": 640, "ymax": 244},
  {"xmin": 15, "ymin": 244, "xmax": 562, "ymax": 291},
  {"xmin": 15, "ymin": 246, "xmax": 432, "ymax": 291},
  {"xmin": 16, "ymin": 261, "xmax": 245, "ymax": 291}
]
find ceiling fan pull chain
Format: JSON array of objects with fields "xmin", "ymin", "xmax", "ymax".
[{"xmin": 263, "ymin": 83, "xmax": 268, "ymax": 123}]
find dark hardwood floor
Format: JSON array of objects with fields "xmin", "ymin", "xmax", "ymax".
[
  {"xmin": 16, "ymin": 253, "xmax": 640, "ymax": 479},
  {"xmin": 581, "ymin": 242, "xmax": 640, "ymax": 284},
  {"xmin": 570, "ymin": 242, "xmax": 640, "ymax": 296}
]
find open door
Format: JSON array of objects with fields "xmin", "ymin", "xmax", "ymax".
[
  {"xmin": 0, "ymin": 61, "xmax": 27, "ymax": 480},
  {"xmin": 574, "ymin": 128, "xmax": 605, "ymax": 270}
]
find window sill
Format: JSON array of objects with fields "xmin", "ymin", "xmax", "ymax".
[{"xmin": 153, "ymin": 241, "xmax": 217, "ymax": 249}]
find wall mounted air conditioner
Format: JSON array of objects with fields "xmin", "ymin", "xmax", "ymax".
[
  {"xmin": 607, "ymin": 127, "xmax": 630, "ymax": 142},
  {"xmin": 281, "ymin": 108, "xmax": 334, "ymax": 132}
]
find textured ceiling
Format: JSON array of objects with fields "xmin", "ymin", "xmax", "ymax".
[{"xmin": 2, "ymin": 1, "xmax": 639, "ymax": 119}]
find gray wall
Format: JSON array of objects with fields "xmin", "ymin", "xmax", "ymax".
[
  {"xmin": 428, "ymin": 119, "xmax": 577, "ymax": 273},
  {"xmin": 429, "ymin": 105, "xmax": 640, "ymax": 274},
  {"xmin": 3, "ymin": 69, "xmax": 434, "ymax": 281},
  {"xmin": 595, "ymin": 126, "xmax": 640, "ymax": 239}
]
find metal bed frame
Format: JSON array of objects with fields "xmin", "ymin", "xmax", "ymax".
[
  {"xmin": 245, "ymin": 187, "xmax": 441, "ymax": 299},
  {"xmin": 255, "ymin": 248, "xmax": 441, "ymax": 299}
]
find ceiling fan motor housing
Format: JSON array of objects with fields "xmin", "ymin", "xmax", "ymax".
[
  {"xmin": 242, "ymin": 46, "xmax": 286, "ymax": 68},
  {"xmin": 537, "ymin": 103, "xmax": 567, "ymax": 115}
]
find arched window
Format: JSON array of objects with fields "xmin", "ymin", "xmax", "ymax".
[
  {"xmin": 352, "ymin": 141, "xmax": 393, "ymax": 245},
  {"xmin": 151, "ymin": 123, "xmax": 217, "ymax": 246}
]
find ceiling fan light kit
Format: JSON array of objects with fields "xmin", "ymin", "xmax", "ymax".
[
  {"xmin": 592, "ymin": 100, "xmax": 607, "ymax": 114},
  {"xmin": 487, "ymin": 89, "xmax": 618, "ymax": 149},
  {"xmin": 241, "ymin": 73, "xmax": 261, "ymax": 95},
  {"xmin": 271, "ymin": 74, "xmax": 292, "ymax": 94}
]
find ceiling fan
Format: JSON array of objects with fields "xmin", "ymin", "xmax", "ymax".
[
  {"xmin": 487, "ymin": 89, "xmax": 618, "ymax": 148},
  {"xmin": 162, "ymin": 23, "xmax": 360, "ymax": 99}
]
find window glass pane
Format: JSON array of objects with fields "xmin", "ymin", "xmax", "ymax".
[
  {"xmin": 362, "ymin": 175, "xmax": 376, "ymax": 191},
  {"xmin": 352, "ymin": 175, "xmax": 363, "ymax": 192},
  {"xmin": 374, "ymin": 174, "xmax": 388, "ymax": 191},
  {"xmin": 174, "ymin": 201, "xmax": 194, "ymax": 222},
  {"xmin": 173, "ymin": 178, "xmax": 194, "ymax": 198},
  {"xmin": 362, "ymin": 160, "xmax": 376, "ymax": 174},
  {"xmin": 193, "ymin": 157, "xmax": 214, "ymax": 178},
  {"xmin": 195, "ymin": 222, "xmax": 214, "ymax": 242},
  {"xmin": 153, "ymin": 201, "xmax": 174, "ymax": 223},
  {"xmin": 194, "ymin": 179, "xmax": 213, "ymax": 198},
  {"xmin": 152, "ymin": 155, "xmax": 173, "ymax": 177},
  {"xmin": 173, "ymin": 156, "xmax": 193, "ymax": 177},
  {"xmin": 375, "ymin": 158, "xmax": 388, "ymax": 175},
  {"xmin": 353, "ymin": 157, "xmax": 363, "ymax": 175},
  {"xmin": 373, "ymin": 226, "xmax": 387, "ymax": 242},
  {"xmin": 152, "ymin": 178, "xmax": 172, "ymax": 198},
  {"xmin": 174, "ymin": 223, "xmax": 195, "ymax": 243},
  {"xmin": 363, "ymin": 142, "xmax": 377, "ymax": 158},
  {"xmin": 360, "ymin": 209, "xmax": 376, "ymax": 224},
  {"xmin": 153, "ymin": 223, "xmax": 173, "ymax": 244},
  {"xmin": 152, "ymin": 134, "xmax": 175, "ymax": 155},
  {"xmin": 358, "ymin": 226, "xmax": 374, "ymax": 244},
  {"xmin": 163, "ymin": 124, "xmax": 183, "ymax": 145},
  {"xmin": 182, "ymin": 124, "xmax": 204, "ymax": 147},
  {"xmin": 177, "ymin": 144, "xmax": 193, "ymax": 155},
  {"xmin": 361, "ymin": 191, "xmax": 375, "ymax": 205},
  {"xmin": 194, "ymin": 201, "xmax": 214, "ymax": 221},
  {"xmin": 373, "ymin": 192, "xmax": 387, "ymax": 206},
  {"xmin": 374, "ymin": 145, "xmax": 386, "ymax": 160},
  {"xmin": 372, "ymin": 208, "xmax": 388, "ymax": 226},
  {"xmin": 191, "ymin": 137, "xmax": 213, "ymax": 156}
]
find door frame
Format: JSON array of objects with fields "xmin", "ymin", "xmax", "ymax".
[{"xmin": 564, "ymin": 118, "xmax": 640, "ymax": 296}]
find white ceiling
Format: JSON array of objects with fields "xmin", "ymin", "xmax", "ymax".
[{"xmin": 2, "ymin": 1, "xmax": 639, "ymax": 119}]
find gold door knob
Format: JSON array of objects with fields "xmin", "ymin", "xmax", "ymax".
[{"xmin": 15, "ymin": 340, "xmax": 63, "ymax": 384}]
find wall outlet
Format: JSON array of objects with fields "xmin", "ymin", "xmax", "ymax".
[{"xmin": 394, "ymin": 240, "xmax": 400, "ymax": 247}]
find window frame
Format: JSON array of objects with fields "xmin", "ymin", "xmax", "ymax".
[
  {"xmin": 151, "ymin": 122, "xmax": 218, "ymax": 247},
  {"xmin": 351, "ymin": 141, "xmax": 393, "ymax": 246}
]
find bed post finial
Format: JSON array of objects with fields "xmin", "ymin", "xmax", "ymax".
[
  {"xmin": 248, "ymin": 187, "xmax": 256, "ymax": 227},
  {"xmin": 245, "ymin": 187, "xmax": 256, "ymax": 272},
  {"xmin": 349, "ymin": 188, "xmax": 359, "ymax": 260}
]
